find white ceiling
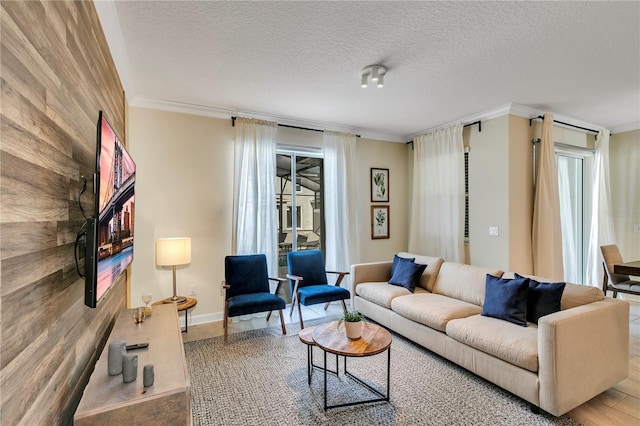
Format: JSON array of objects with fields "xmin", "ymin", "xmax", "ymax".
[{"xmin": 96, "ymin": 1, "xmax": 640, "ymax": 141}]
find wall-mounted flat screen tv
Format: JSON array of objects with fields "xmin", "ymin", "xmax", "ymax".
[{"xmin": 85, "ymin": 111, "xmax": 136, "ymax": 308}]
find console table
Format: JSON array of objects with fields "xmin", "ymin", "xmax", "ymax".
[{"xmin": 74, "ymin": 304, "xmax": 191, "ymax": 425}]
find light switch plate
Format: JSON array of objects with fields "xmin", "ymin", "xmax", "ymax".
[
  {"xmin": 489, "ymin": 226, "xmax": 499, "ymax": 237},
  {"xmin": 634, "ymin": 224, "xmax": 640, "ymax": 233}
]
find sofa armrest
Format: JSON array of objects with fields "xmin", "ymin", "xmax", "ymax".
[
  {"xmin": 350, "ymin": 261, "xmax": 392, "ymax": 298},
  {"xmin": 537, "ymin": 298, "xmax": 629, "ymax": 416}
]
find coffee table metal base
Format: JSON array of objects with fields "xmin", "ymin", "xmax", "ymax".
[
  {"xmin": 307, "ymin": 344, "xmax": 339, "ymax": 385},
  {"xmin": 299, "ymin": 327, "xmax": 339, "ymax": 385},
  {"xmin": 322, "ymin": 347, "xmax": 391, "ymax": 410}
]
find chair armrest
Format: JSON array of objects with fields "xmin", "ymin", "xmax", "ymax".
[
  {"xmin": 286, "ymin": 274, "xmax": 303, "ymax": 282},
  {"xmin": 327, "ymin": 271, "xmax": 349, "ymax": 287},
  {"xmin": 268, "ymin": 277, "xmax": 286, "ymax": 295},
  {"xmin": 286, "ymin": 274, "xmax": 303, "ymax": 295},
  {"xmin": 537, "ymin": 298, "xmax": 629, "ymax": 416}
]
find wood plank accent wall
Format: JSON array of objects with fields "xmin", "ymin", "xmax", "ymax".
[{"xmin": 1, "ymin": 1, "xmax": 127, "ymax": 424}]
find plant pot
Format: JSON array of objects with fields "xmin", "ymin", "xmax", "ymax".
[{"xmin": 344, "ymin": 320, "xmax": 362, "ymax": 339}]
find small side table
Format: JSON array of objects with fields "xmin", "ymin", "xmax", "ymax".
[
  {"xmin": 299, "ymin": 327, "xmax": 339, "ymax": 385},
  {"xmin": 153, "ymin": 297, "xmax": 197, "ymax": 333}
]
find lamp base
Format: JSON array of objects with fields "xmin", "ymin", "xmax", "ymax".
[{"xmin": 163, "ymin": 296, "xmax": 187, "ymax": 304}]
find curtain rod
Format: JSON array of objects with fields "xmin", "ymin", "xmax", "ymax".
[
  {"xmin": 529, "ymin": 115, "xmax": 600, "ymax": 135},
  {"xmin": 231, "ymin": 117, "xmax": 360, "ymax": 138},
  {"xmin": 405, "ymin": 120, "xmax": 481, "ymax": 146},
  {"xmin": 532, "ymin": 139, "xmax": 596, "ymax": 153}
]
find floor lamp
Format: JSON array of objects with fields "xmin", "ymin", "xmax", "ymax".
[{"xmin": 156, "ymin": 237, "xmax": 191, "ymax": 304}]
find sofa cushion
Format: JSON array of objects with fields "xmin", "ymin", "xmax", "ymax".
[
  {"xmin": 515, "ymin": 273, "xmax": 566, "ymax": 323},
  {"xmin": 397, "ymin": 252, "xmax": 444, "ymax": 291},
  {"xmin": 482, "ymin": 275, "xmax": 529, "ymax": 327},
  {"xmin": 389, "ymin": 257, "xmax": 427, "ymax": 292},
  {"xmin": 447, "ymin": 314, "xmax": 539, "ymax": 372},
  {"xmin": 504, "ymin": 272, "xmax": 604, "ymax": 310},
  {"xmin": 391, "ymin": 293, "xmax": 482, "ymax": 332},
  {"xmin": 355, "ymin": 282, "xmax": 428, "ymax": 309},
  {"xmin": 560, "ymin": 282, "xmax": 604, "ymax": 309},
  {"xmin": 432, "ymin": 262, "xmax": 504, "ymax": 306}
]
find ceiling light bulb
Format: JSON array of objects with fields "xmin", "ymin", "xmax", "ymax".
[
  {"xmin": 371, "ymin": 67, "xmax": 379, "ymax": 82},
  {"xmin": 361, "ymin": 73, "xmax": 368, "ymax": 88},
  {"xmin": 377, "ymin": 74, "xmax": 384, "ymax": 88}
]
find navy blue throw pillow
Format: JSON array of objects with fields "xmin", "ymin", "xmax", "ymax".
[
  {"xmin": 482, "ymin": 275, "xmax": 530, "ymax": 327},
  {"xmin": 515, "ymin": 273, "xmax": 566, "ymax": 324},
  {"xmin": 391, "ymin": 254, "xmax": 415, "ymax": 278},
  {"xmin": 388, "ymin": 257, "xmax": 426, "ymax": 292}
]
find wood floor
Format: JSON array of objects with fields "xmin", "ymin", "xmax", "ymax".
[{"xmin": 183, "ymin": 300, "xmax": 640, "ymax": 425}]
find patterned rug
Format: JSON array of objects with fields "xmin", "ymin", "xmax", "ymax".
[{"xmin": 184, "ymin": 320, "xmax": 581, "ymax": 426}]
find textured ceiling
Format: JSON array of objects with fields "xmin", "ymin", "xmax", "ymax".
[{"xmin": 97, "ymin": 1, "xmax": 640, "ymax": 140}]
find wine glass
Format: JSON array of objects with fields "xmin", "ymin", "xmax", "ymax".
[{"xmin": 142, "ymin": 294, "xmax": 152, "ymax": 316}]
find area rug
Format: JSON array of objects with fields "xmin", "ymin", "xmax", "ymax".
[{"xmin": 184, "ymin": 321, "xmax": 581, "ymax": 426}]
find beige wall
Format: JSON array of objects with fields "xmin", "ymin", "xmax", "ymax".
[
  {"xmin": 466, "ymin": 115, "xmax": 511, "ymax": 270},
  {"xmin": 356, "ymin": 138, "xmax": 410, "ymax": 262},
  {"xmin": 508, "ymin": 115, "xmax": 535, "ymax": 273},
  {"xmin": 610, "ymin": 129, "xmax": 640, "ymax": 262},
  {"xmin": 128, "ymin": 108, "xmax": 234, "ymax": 322},
  {"xmin": 127, "ymin": 109, "xmax": 407, "ymax": 322}
]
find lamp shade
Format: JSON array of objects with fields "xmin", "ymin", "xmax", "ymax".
[{"xmin": 156, "ymin": 238, "xmax": 191, "ymax": 266}]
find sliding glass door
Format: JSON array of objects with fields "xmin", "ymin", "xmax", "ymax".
[
  {"xmin": 556, "ymin": 149, "xmax": 593, "ymax": 284},
  {"xmin": 276, "ymin": 150, "xmax": 324, "ymax": 286}
]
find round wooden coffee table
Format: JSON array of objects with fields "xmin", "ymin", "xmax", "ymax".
[{"xmin": 312, "ymin": 321, "xmax": 392, "ymax": 410}]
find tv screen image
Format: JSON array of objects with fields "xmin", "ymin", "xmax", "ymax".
[{"xmin": 85, "ymin": 112, "xmax": 136, "ymax": 307}]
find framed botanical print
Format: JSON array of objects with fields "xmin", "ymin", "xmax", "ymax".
[
  {"xmin": 370, "ymin": 168, "xmax": 389, "ymax": 202},
  {"xmin": 371, "ymin": 205, "xmax": 390, "ymax": 239}
]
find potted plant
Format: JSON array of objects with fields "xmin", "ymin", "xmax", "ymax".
[{"xmin": 337, "ymin": 311, "xmax": 364, "ymax": 339}]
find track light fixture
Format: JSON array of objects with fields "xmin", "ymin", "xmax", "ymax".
[{"xmin": 361, "ymin": 65, "xmax": 387, "ymax": 88}]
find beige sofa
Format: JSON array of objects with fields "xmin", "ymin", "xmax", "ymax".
[{"xmin": 351, "ymin": 252, "xmax": 629, "ymax": 416}]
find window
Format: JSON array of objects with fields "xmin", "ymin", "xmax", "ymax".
[{"xmin": 286, "ymin": 206, "xmax": 301, "ymax": 229}]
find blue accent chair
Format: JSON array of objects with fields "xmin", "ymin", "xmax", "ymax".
[
  {"xmin": 286, "ymin": 249, "xmax": 349, "ymax": 329},
  {"xmin": 224, "ymin": 254, "xmax": 287, "ymax": 343}
]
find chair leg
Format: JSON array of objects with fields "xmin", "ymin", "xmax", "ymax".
[
  {"xmin": 289, "ymin": 294, "xmax": 297, "ymax": 317},
  {"xmin": 223, "ymin": 307, "xmax": 228, "ymax": 344},
  {"xmin": 279, "ymin": 310, "xmax": 287, "ymax": 335},
  {"xmin": 613, "ymin": 290, "xmax": 618, "ymax": 299},
  {"xmin": 298, "ymin": 299, "xmax": 304, "ymax": 329},
  {"xmin": 266, "ymin": 310, "xmax": 272, "ymax": 321},
  {"xmin": 341, "ymin": 299, "xmax": 348, "ymax": 314},
  {"xmin": 323, "ymin": 301, "xmax": 331, "ymax": 310}
]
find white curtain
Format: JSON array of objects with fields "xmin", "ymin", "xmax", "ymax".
[
  {"xmin": 532, "ymin": 113, "xmax": 564, "ymax": 280},
  {"xmin": 232, "ymin": 117, "xmax": 278, "ymax": 277},
  {"xmin": 323, "ymin": 131, "xmax": 359, "ymax": 279},
  {"xmin": 409, "ymin": 124, "xmax": 465, "ymax": 262},
  {"xmin": 585, "ymin": 129, "xmax": 615, "ymax": 287}
]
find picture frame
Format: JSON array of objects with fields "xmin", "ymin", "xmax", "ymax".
[
  {"xmin": 371, "ymin": 205, "xmax": 390, "ymax": 239},
  {"xmin": 370, "ymin": 168, "xmax": 389, "ymax": 202}
]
